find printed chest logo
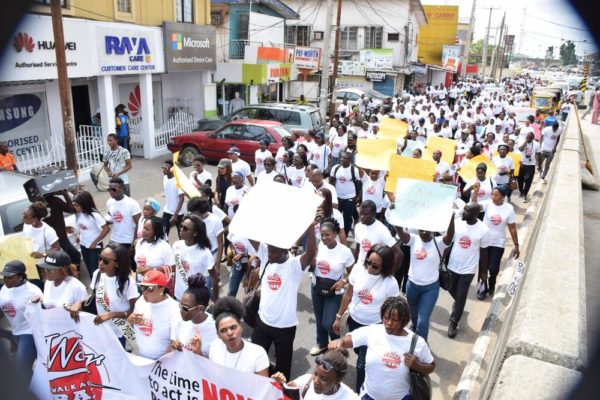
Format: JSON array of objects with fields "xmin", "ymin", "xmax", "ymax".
[
  {"xmin": 182, "ymin": 261, "xmax": 190, "ymax": 273},
  {"xmin": 314, "ymin": 153, "xmax": 321, "ymax": 160},
  {"xmin": 317, "ymin": 260, "xmax": 331, "ymax": 275},
  {"xmin": 382, "ymin": 352, "xmax": 401, "ymax": 369},
  {"xmin": 490, "ymin": 215, "xmax": 503, "ymax": 225},
  {"xmin": 2, "ymin": 303, "xmax": 16, "ymax": 317},
  {"xmin": 477, "ymin": 190, "xmax": 486, "ymax": 198},
  {"xmin": 267, "ymin": 273, "xmax": 282, "ymax": 291},
  {"xmin": 234, "ymin": 242, "xmax": 247, "ymax": 254},
  {"xmin": 78, "ymin": 223, "xmax": 87, "ymax": 231},
  {"xmin": 361, "ymin": 239, "xmax": 372, "ymax": 253},
  {"xmin": 415, "ymin": 249, "xmax": 428, "ymax": 261},
  {"xmin": 256, "ymin": 158, "xmax": 263, "ymax": 165},
  {"xmin": 112, "ymin": 211, "xmax": 124, "ymax": 223},
  {"xmin": 139, "ymin": 318, "xmax": 153, "ymax": 336},
  {"xmin": 358, "ymin": 289, "xmax": 373, "ymax": 304},
  {"xmin": 367, "ymin": 186, "xmax": 376, "ymax": 195},
  {"xmin": 338, "ymin": 176, "xmax": 347, "ymax": 184},
  {"xmin": 103, "ymin": 292, "xmax": 110, "ymax": 307},
  {"xmin": 459, "ymin": 236, "xmax": 472, "ymax": 249}
]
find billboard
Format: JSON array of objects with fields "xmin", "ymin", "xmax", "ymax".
[
  {"xmin": 294, "ymin": 47, "xmax": 321, "ymax": 70},
  {"xmin": 163, "ymin": 22, "xmax": 216, "ymax": 72},
  {"xmin": 418, "ymin": 5, "xmax": 459, "ymax": 65},
  {"xmin": 360, "ymin": 49, "xmax": 393, "ymax": 70}
]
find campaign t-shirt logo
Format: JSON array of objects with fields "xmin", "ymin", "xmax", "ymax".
[
  {"xmin": 317, "ymin": 260, "xmax": 331, "ymax": 275},
  {"xmin": 295, "ymin": 175, "xmax": 303, "ymax": 184},
  {"xmin": 314, "ymin": 153, "xmax": 321, "ymax": 160},
  {"xmin": 103, "ymin": 292, "xmax": 110, "ymax": 307},
  {"xmin": 361, "ymin": 239, "xmax": 372, "ymax": 253},
  {"xmin": 136, "ymin": 255, "xmax": 147, "ymax": 268},
  {"xmin": 267, "ymin": 273, "xmax": 282, "ymax": 291},
  {"xmin": 490, "ymin": 215, "xmax": 503, "ymax": 225},
  {"xmin": 78, "ymin": 223, "xmax": 88, "ymax": 231},
  {"xmin": 477, "ymin": 190, "xmax": 486, "ymax": 198},
  {"xmin": 339, "ymin": 176, "xmax": 347, "ymax": 184},
  {"xmin": 334, "ymin": 142, "xmax": 341, "ymax": 148},
  {"xmin": 112, "ymin": 211, "xmax": 124, "ymax": 223},
  {"xmin": 256, "ymin": 158, "xmax": 263, "ymax": 165},
  {"xmin": 459, "ymin": 236, "xmax": 472, "ymax": 249},
  {"xmin": 233, "ymin": 242, "xmax": 246, "ymax": 254},
  {"xmin": 382, "ymin": 352, "xmax": 401, "ymax": 369},
  {"xmin": 2, "ymin": 303, "xmax": 16, "ymax": 317},
  {"xmin": 367, "ymin": 186, "xmax": 376, "ymax": 195},
  {"xmin": 182, "ymin": 261, "xmax": 190, "ymax": 272},
  {"xmin": 415, "ymin": 249, "xmax": 428, "ymax": 261},
  {"xmin": 358, "ymin": 289, "xmax": 373, "ymax": 304},
  {"xmin": 139, "ymin": 318, "xmax": 153, "ymax": 336}
]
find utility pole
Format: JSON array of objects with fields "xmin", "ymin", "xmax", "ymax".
[
  {"xmin": 319, "ymin": 0, "xmax": 334, "ymax": 121},
  {"xmin": 491, "ymin": 12, "xmax": 506, "ymax": 79},
  {"xmin": 328, "ymin": 0, "xmax": 343, "ymax": 119},
  {"xmin": 481, "ymin": 7, "xmax": 495, "ymax": 79},
  {"xmin": 50, "ymin": 0, "xmax": 77, "ymax": 171},
  {"xmin": 498, "ymin": 30, "xmax": 508, "ymax": 80},
  {"xmin": 461, "ymin": 0, "xmax": 477, "ymax": 79}
]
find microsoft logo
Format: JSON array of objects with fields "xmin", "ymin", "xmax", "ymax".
[{"xmin": 172, "ymin": 33, "xmax": 182, "ymax": 51}]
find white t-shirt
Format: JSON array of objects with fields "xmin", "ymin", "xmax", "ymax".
[
  {"xmin": 254, "ymin": 149, "xmax": 272, "ymax": 175},
  {"xmin": 22, "ymin": 222, "xmax": 59, "ymax": 252},
  {"xmin": 435, "ymin": 160, "xmax": 451, "ymax": 182},
  {"xmin": 225, "ymin": 185, "xmax": 248, "ymax": 218},
  {"xmin": 209, "ymin": 339, "xmax": 270, "ymax": 374},
  {"xmin": 314, "ymin": 241, "xmax": 354, "ymax": 280},
  {"xmin": 448, "ymin": 219, "xmax": 491, "ymax": 274},
  {"xmin": 211, "ymin": 204, "xmax": 227, "ymax": 222},
  {"xmin": 480, "ymin": 200, "xmax": 516, "ymax": 247},
  {"xmin": 42, "ymin": 277, "xmax": 88, "ymax": 310},
  {"xmin": 0, "ymin": 281, "xmax": 42, "ymax": 335},
  {"xmin": 132, "ymin": 296, "xmax": 181, "ymax": 360},
  {"xmin": 287, "ymin": 166, "xmax": 306, "ymax": 188},
  {"xmin": 314, "ymin": 208, "xmax": 344, "ymax": 241},
  {"xmin": 90, "ymin": 271, "xmax": 138, "ymax": 337},
  {"xmin": 163, "ymin": 176, "xmax": 185, "ymax": 215},
  {"xmin": 172, "ymin": 240, "xmax": 214, "ymax": 299},
  {"xmin": 175, "ymin": 314, "xmax": 218, "ymax": 357},
  {"xmin": 189, "ymin": 170, "xmax": 212, "ymax": 189},
  {"xmin": 202, "ymin": 213, "xmax": 224, "ymax": 252},
  {"xmin": 492, "ymin": 155, "xmax": 514, "ymax": 185},
  {"xmin": 107, "ymin": 196, "xmax": 141, "ymax": 244},
  {"xmin": 312, "ymin": 144, "xmax": 331, "ymax": 171},
  {"xmin": 541, "ymin": 126, "xmax": 561, "ymax": 152},
  {"xmin": 465, "ymin": 177, "xmax": 496, "ymax": 202},
  {"xmin": 354, "ymin": 220, "xmax": 397, "ymax": 264},
  {"xmin": 76, "ymin": 211, "xmax": 107, "ymax": 248},
  {"xmin": 348, "ymin": 265, "xmax": 400, "ymax": 325},
  {"xmin": 305, "ymin": 182, "xmax": 339, "ymax": 206},
  {"xmin": 293, "ymin": 374, "xmax": 358, "ymax": 400},
  {"xmin": 332, "ymin": 165, "xmax": 359, "ymax": 200},
  {"xmin": 350, "ymin": 325, "xmax": 434, "ymax": 400},
  {"xmin": 257, "ymin": 170, "xmax": 278, "ymax": 182},
  {"xmin": 330, "ymin": 134, "xmax": 347, "ymax": 157},
  {"xmin": 407, "ymin": 234, "xmax": 449, "ymax": 285},
  {"xmin": 361, "ymin": 175, "xmax": 385, "ymax": 212},
  {"xmin": 257, "ymin": 245, "xmax": 306, "ymax": 328},
  {"xmin": 227, "ymin": 232, "xmax": 256, "ymax": 264},
  {"xmin": 275, "ymin": 147, "xmax": 288, "ymax": 170},
  {"xmin": 231, "ymin": 159, "xmax": 252, "ymax": 178},
  {"xmin": 520, "ymin": 140, "xmax": 540, "ymax": 166},
  {"xmin": 134, "ymin": 239, "xmax": 174, "ymax": 281}
]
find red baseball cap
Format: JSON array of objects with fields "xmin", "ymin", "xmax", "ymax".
[{"xmin": 140, "ymin": 270, "xmax": 167, "ymax": 287}]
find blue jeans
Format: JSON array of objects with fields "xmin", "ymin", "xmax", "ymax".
[
  {"xmin": 311, "ymin": 284, "xmax": 342, "ymax": 348},
  {"xmin": 406, "ymin": 279, "xmax": 440, "ymax": 341},
  {"xmin": 348, "ymin": 315, "xmax": 367, "ymax": 393},
  {"xmin": 14, "ymin": 334, "xmax": 36, "ymax": 383},
  {"xmin": 81, "ymin": 244, "xmax": 102, "ymax": 279},
  {"xmin": 228, "ymin": 262, "xmax": 247, "ymax": 297},
  {"xmin": 117, "ymin": 135, "xmax": 129, "ymax": 150}
]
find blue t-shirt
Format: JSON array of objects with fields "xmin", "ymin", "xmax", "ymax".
[
  {"xmin": 543, "ymin": 115, "xmax": 557, "ymax": 127},
  {"xmin": 116, "ymin": 114, "xmax": 129, "ymax": 137}
]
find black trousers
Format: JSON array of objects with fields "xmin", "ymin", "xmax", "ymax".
[
  {"xmin": 251, "ymin": 316, "xmax": 296, "ymax": 380},
  {"xmin": 448, "ymin": 271, "xmax": 475, "ymax": 325},
  {"xmin": 162, "ymin": 212, "xmax": 183, "ymax": 238},
  {"xmin": 518, "ymin": 164, "xmax": 536, "ymax": 196}
]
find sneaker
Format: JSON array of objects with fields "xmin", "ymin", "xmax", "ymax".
[
  {"xmin": 488, "ymin": 287, "xmax": 495, "ymax": 296},
  {"xmin": 309, "ymin": 346, "xmax": 327, "ymax": 356},
  {"xmin": 523, "ymin": 195, "xmax": 529, "ymax": 203},
  {"xmin": 477, "ymin": 291, "xmax": 486, "ymax": 301},
  {"xmin": 541, "ymin": 178, "xmax": 547, "ymax": 184},
  {"xmin": 448, "ymin": 323, "xmax": 458, "ymax": 338}
]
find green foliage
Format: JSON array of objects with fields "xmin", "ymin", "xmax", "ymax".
[{"xmin": 560, "ymin": 41, "xmax": 577, "ymax": 66}]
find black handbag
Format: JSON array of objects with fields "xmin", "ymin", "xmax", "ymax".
[
  {"xmin": 242, "ymin": 263, "xmax": 268, "ymax": 328},
  {"xmin": 314, "ymin": 276, "xmax": 338, "ymax": 297},
  {"xmin": 81, "ymin": 272, "xmax": 101, "ymax": 315},
  {"xmin": 433, "ymin": 239, "xmax": 452, "ymax": 291},
  {"xmin": 409, "ymin": 333, "xmax": 432, "ymax": 400}
]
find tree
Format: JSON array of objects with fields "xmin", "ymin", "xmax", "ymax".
[
  {"xmin": 468, "ymin": 39, "xmax": 495, "ymax": 64},
  {"xmin": 560, "ymin": 41, "xmax": 577, "ymax": 66},
  {"xmin": 546, "ymin": 46, "xmax": 554, "ymax": 59}
]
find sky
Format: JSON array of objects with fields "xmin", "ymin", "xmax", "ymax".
[{"xmin": 421, "ymin": 0, "xmax": 598, "ymax": 59}]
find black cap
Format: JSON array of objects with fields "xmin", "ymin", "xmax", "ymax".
[
  {"xmin": 37, "ymin": 251, "xmax": 71, "ymax": 269},
  {"xmin": 1, "ymin": 260, "xmax": 26, "ymax": 276}
]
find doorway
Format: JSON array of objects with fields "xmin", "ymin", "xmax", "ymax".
[{"xmin": 71, "ymin": 85, "xmax": 91, "ymax": 136}]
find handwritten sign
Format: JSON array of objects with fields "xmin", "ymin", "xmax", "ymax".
[
  {"xmin": 378, "ymin": 118, "xmax": 408, "ymax": 140},
  {"xmin": 493, "ymin": 151, "xmax": 522, "ymax": 176},
  {"xmin": 0, "ymin": 236, "xmax": 39, "ymax": 279},
  {"xmin": 458, "ymin": 154, "xmax": 498, "ymax": 181},
  {"xmin": 385, "ymin": 155, "xmax": 436, "ymax": 193},
  {"xmin": 355, "ymin": 138, "xmax": 397, "ymax": 171},
  {"xmin": 423, "ymin": 136, "xmax": 456, "ymax": 165},
  {"xmin": 388, "ymin": 178, "xmax": 457, "ymax": 232}
]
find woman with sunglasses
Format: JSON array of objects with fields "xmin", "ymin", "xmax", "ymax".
[
  {"xmin": 214, "ymin": 158, "xmax": 233, "ymax": 212},
  {"xmin": 208, "ymin": 296, "xmax": 269, "ymax": 377},
  {"xmin": 134, "ymin": 216, "xmax": 174, "ymax": 286},
  {"xmin": 272, "ymin": 349, "xmax": 357, "ymax": 399},
  {"xmin": 22, "ymin": 201, "xmax": 60, "ymax": 260},
  {"xmin": 171, "ymin": 274, "xmax": 217, "ymax": 357},
  {"xmin": 329, "ymin": 296, "xmax": 435, "ymax": 400},
  {"xmin": 332, "ymin": 244, "xmax": 400, "ymax": 393},
  {"xmin": 88, "ymin": 243, "xmax": 138, "ymax": 346},
  {"xmin": 73, "ymin": 191, "xmax": 110, "ymax": 278},
  {"xmin": 316, "ymin": 188, "xmax": 346, "ymax": 245},
  {"xmin": 172, "ymin": 214, "xmax": 217, "ymax": 301},
  {"xmin": 128, "ymin": 269, "xmax": 181, "ymax": 360}
]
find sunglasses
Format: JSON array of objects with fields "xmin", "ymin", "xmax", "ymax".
[
  {"xmin": 99, "ymin": 256, "xmax": 117, "ymax": 265},
  {"xmin": 315, "ymin": 356, "xmax": 334, "ymax": 372},
  {"xmin": 179, "ymin": 304, "xmax": 202, "ymax": 313},
  {"xmin": 141, "ymin": 285, "xmax": 157, "ymax": 292},
  {"xmin": 365, "ymin": 259, "xmax": 381, "ymax": 269},
  {"xmin": 180, "ymin": 225, "xmax": 191, "ymax": 231}
]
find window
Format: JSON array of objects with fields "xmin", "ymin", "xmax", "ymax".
[
  {"xmin": 117, "ymin": 0, "xmax": 131, "ymax": 13},
  {"xmin": 285, "ymin": 26, "xmax": 311, "ymax": 46},
  {"xmin": 238, "ymin": 14, "xmax": 249, "ymax": 40},
  {"xmin": 176, "ymin": 0, "xmax": 193, "ymax": 23},
  {"xmin": 313, "ymin": 31, "xmax": 324, "ymax": 41},
  {"xmin": 336, "ymin": 92, "xmax": 346, "ymax": 100},
  {"xmin": 365, "ymin": 27, "xmax": 383, "ymax": 49},
  {"xmin": 230, "ymin": 108, "xmax": 257, "ymax": 120},
  {"xmin": 340, "ymin": 27, "xmax": 358, "ymax": 51},
  {"xmin": 274, "ymin": 110, "xmax": 301, "ymax": 126},
  {"xmin": 347, "ymin": 93, "xmax": 360, "ymax": 101},
  {"xmin": 34, "ymin": 0, "xmax": 67, "ymax": 6},
  {"xmin": 387, "ymin": 33, "xmax": 400, "ymax": 42},
  {"xmin": 216, "ymin": 125, "xmax": 244, "ymax": 140},
  {"xmin": 243, "ymin": 126, "xmax": 268, "ymax": 142}
]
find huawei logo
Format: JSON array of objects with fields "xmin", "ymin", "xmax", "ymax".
[
  {"xmin": 128, "ymin": 85, "xmax": 141, "ymax": 117},
  {"xmin": 13, "ymin": 32, "xmax": 35, "ymax": 52}
]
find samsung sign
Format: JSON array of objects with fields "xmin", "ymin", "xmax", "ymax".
[{"xmin": 163, "ymin": 22, "xmax": 216, "ymax": 72}]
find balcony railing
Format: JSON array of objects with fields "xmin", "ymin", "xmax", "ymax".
[{"xmin": 229, "ymin": 39, "xmax": 296, "ymax": 60}]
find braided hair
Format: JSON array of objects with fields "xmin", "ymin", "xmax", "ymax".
[
  {"xmin": 320, "ymin": 349, "xmax": 350, "ymax": 380},
  {"xmin": 380, "ymin": 296, "xmax": 411, "ymax": 329},
  {"xmin": 185, "ymin": 274, "xmax": 210, "ymax": 307}
]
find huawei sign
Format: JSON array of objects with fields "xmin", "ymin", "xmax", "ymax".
[{"xmin": 13, "ymin": 32, "xmax": 35, "ymax": 52}]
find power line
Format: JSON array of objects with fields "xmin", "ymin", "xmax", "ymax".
[{"xmin": 525, "ymin": 14, "xmax": 590, "ymax": 32}]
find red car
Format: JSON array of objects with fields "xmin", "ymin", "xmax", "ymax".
[{"xmin": 167, "ymin": 120, "xmax": 292, "ymax": 167}]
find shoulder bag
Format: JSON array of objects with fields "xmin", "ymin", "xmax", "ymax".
[
  {"xmin": 242, "ymin": 262, "xmax": 269, "ymax": 328},
  {"xmin": 314, "ymin": 276, "xmax": 340, "ymax": 298},
  {"xmin": 433, "ymin": 238, "xmax": 452, "ymax": 291},
  {"xmin": 81, "ymin": 271, "xmax": 101, "ymax": 314},
  {"xmin": 408, "ymin": 333, "xmax": 432, "ymax": 400}
]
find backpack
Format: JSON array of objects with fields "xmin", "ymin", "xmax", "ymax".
[{"xmin": 332, "ymin": 164, "xmax": 362, "ymax": 203}]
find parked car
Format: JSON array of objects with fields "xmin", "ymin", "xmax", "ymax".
[
  {"xmin": 228, "ymin": 103, "xmax": 323, "ymax": 135},
  {"xmin": 194, "ymin": 117, "xmax": 226, "ymax": 132},
  {"xmin": 167, "ymin": 120, "xmax": 291, "ymax": 167},
  {"xmin": 334, "ymin": 88, "xmax": 393, "ymax": 112}
]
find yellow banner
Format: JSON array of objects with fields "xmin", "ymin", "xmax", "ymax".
[
  {"xmin": 0, "ymin": 236, "xmax": 40, "ymax": 279},
  {"xmin": 423, "ymin": 136, "xmax": 456, "ymax": 165},
  {"xmin": 172, "ymin": 152, "xmax": 202, "ymax": 199},
  {"xmin": 385, "ymin": 155, "xmax": 436, "ymax": 193},
  {"xmin": 355, "ymin": 138, "xmax": 397, "ymax": 171},
  {"xmin": 458, "ymin": 154, "xmax": 498, "ymax": 182},
  {"xmin": 378, "ymin": 118, "xmax": 408, "ymax": 140},
  {"xmin": 492, "ymin": 151, "xmax": 522, "ymax": 176}
]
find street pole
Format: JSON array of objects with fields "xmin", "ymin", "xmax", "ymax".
[
  {"xmin": 491, "ymin": 13, "xmax": 505, "ymax": 79},
  {"xmin": 461, "ymin": 0, "xmax": 477, "ymax": 79},
  {"xmin": 481, "ymin": 7, "xmax": 494, "ymax": 79},
  {"xmin": 319, "ymin": 0, "xmax": 334, "ymax": 122},
  {"xmin": 328, "ymin": 0, "xmax": 343, "ymax": 119},
  {"xmin": 498, "ymin": 28, "xmax": 507, "ymax": 80},
  {"xmin": 50, "ymin": 0, "xmax": 77, "ymax": 172}
]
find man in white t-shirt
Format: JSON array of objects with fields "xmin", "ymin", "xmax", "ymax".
[
  {"xmin": 103, "ymin": 133, "xmax": 132, "ymax": 196},
  {"xmin": 517, "ymin": 132, "xmax": 541, "ymax": 202},
  {"xmin": 250, "ymin": 222, "xmax": 317, "ymax": 381},
  {"xmin": 227, "ymin": 146, "xmax": 254, "ymax": 186},
  {"xmin": 446, "ymin": 204, "xmax": 490, "ymax": 338},
  {"xmin": 539, "ymin": 122, "xmax": 561, "ymax": 183},
  {"xmin": 329, "ymin": 152, "xmax": 360, "ymax": 236},
  {"xmin": 106, "ymin": 177, "xmax": 141, "ymax": 249},
  {"xmin": 354, "ymin": 200, "xmax": 402, "ymax": 266},
  {"xmin": 162, "ymin": 160, "xmax": 185, "ymax": 237}
]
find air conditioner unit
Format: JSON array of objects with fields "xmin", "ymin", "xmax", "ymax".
[
  {"xmin": 211, "ymin": 10, "xmax": 224, "ymax": 26},
  {"xmin": 313, "ymin": 31, "xmax": 324, "ymax": 40}
]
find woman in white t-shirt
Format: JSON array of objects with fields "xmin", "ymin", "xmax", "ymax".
[
  {"xmin": 209, "ymin": 297, "xmax": 269, "ymax": 376},
  {"xmin": 271, "ymin": 349, "xmax": 358, "ymax": 400},
  {"xmin": 329, "ymin": 297, "xmax": 435, "ymax": 400},
  {"xmin": 256, "ymin": 156, "xmax": 278, "ymax": 182},
  {"xmin": 360, "ymin": 169, "xmax": 386, "ymax": 215},
  {"xmin": 85, "ymin": 243, "xmax": 138, "ymax": 347},
  {"xmin": 316, "ymin": 188, "xmax": 346, "ymax": 245},
  {"xmin": 471, "ymin": 184, "xmax": 519, "ymax": 299},
  {"xmin": 309, "ymin": 221, "xmax": 354, "ymax": 357},
  {"xmin": 136, "ymin": 198, "xmax": 161, "ymax": 244},
  {"xmin": 224, "ymin": 172, "xmax": 249, "ymax": 219},
  {"xmin": 128, "ymin": 269, "xmax": 181, "ymax": 360},
  {"xmin": 463, "ymin": 163, "xmax": 496, "ymax": 219},
  {"xmin": 287, "ymin": 153, "xmax": 307, "ymax": 188},
  {"xmin": 254, "ymin": 139, "xmax": 273, "ymax": 176},
  {"xmin": 0, "ymin": 260, "xmax": 43, "ymax": 383},
  {"xmin": 396, "ymin": 216, "xmax": 454, "ymax": 341},
  {"xmin": 492, "ymin": 144, "xmax": 515, "ymax": 199},
  {"xmin": 134, "ymin": 216, "xmax": 174, "ymax": 288},
  {"xmin": 329, "ymin": 125, "xmax": 348, "ymax": 166},
  {"xmin": 22, "ymin": 201, "xmax": 60, "ymax": 259},
  {"xmin": 171, "ymin": 274, "xmax": 217, "ymax": 357},
  {"xmin": 73, "ymin": 191, "xmax": 110, "ymax": 278},
  {"xmin": 332, "ymin": 244, "xmax": 400, "ymax": 392}
]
